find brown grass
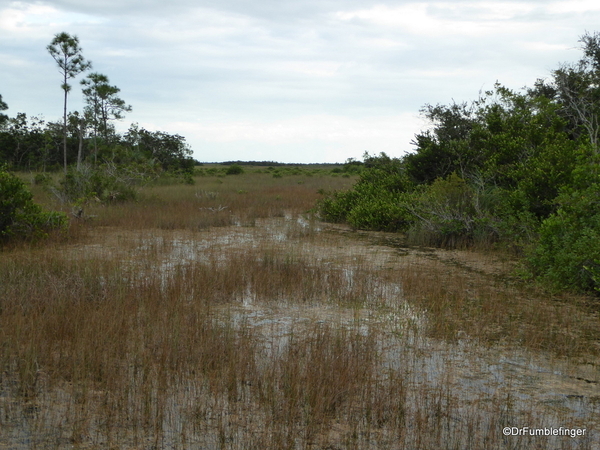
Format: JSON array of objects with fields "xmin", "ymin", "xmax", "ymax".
[
  {"xmin": 394, "ymin": 254, "xmax": 600, "ymax": 358},
  {"xmin": 0, "ymin": 171, "xmax": 598, "ymax": 449}
]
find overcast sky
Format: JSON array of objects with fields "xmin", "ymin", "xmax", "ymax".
[{"xmin": 1, "ymin": 0, "xmax": 599, "ymax": 163}]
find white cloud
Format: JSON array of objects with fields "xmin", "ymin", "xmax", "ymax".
[
  {"xmin": 432, "ymin": 1, "xmax": 537, "ymax": 21},
  {"xmin": 279, "ymin": 61, "xmax": 342, "ymax": 78},
  {"xmin": 0, "ymin": 52, "xmax": 32, "ymax": 68},
  {"xmin": 2, "ymin": 0, "xmax": 600, "ymax": 162},
  {"xmin": 334, "ymin": 2, "xmax": 542, "ymax": 38},
  {"xmin": 335, "ymin": 4, "xmax": 433, "ymax": 34},
  {"xmin": 0, "ymin": 2, "xmax": 102, "ymax": 37},
  {"xmin": 179, "ymin": 115, "xmax": 410, "ymax": 143},
  {"xmin": 0, "ymin": 3, "xmax": 57, "ymax": 33},
  {"xmin": 547, "ymin": 0, "xmax": 600, "ymax": 14},
  {"xmin": 162, "ymin": 114, "xmax": 421, "ymax": 162}
]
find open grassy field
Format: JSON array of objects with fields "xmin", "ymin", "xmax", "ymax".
[{"xmin": 1, "ymin": 170, "xmax": 599, "ymax": 449}]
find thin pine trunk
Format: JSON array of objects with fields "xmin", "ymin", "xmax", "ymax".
[{"xmin": 63, "ymin": 90, "xmax": 68, "ymax": 174}]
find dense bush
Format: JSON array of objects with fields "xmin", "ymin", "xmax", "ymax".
[
  {"xmin": 318, "ymin": 153, "xmax": 413, "ymax": 231},
  {"xmin": 316, "ymin": 73, "xmax": 600, "ymax": 292},
  {"xmin": 527, "ymin": 159, "xmax": 600, "ymax": 292},
  {"xmin": 58, "ymin": 161, "xmax": 159, "ymax": 204},
  {"xmin": 0, "ymin": 165, "xmax": 67, "ymax": 243},
  {"xmin": 346, "ymin": 192, "xmax": 412, "ymax": 231},
  {"xmin": 404, "ymin": 174, "xmax": 502, "ymax": 247},
  {"xmin": 318, "ymin": 189, "xmax": 359, "ymax": 223},
  {"xmin": 225, "ymin": 164, "xmax": 244, "ymax": 175}
]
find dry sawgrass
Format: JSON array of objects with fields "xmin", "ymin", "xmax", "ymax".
[{"xmin": 0, "ymin": 172, "xmax": 598, "ymax": 449}]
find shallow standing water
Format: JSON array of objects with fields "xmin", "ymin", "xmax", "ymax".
[{"xmin": 1, "ymin": 214, "xmax": 599, "ymax": 449}]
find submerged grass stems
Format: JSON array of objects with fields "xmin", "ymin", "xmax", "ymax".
[
  {"xmin": 2, "ymin": 239, "xmax": 597, "ymax": 448},
  {"xmin": 0, "ymin": 172, "xmax": 598, "ymax": 448},
  {"xmin": 0, "ymin": 247, "xmax": 398, "ymax": 447},
  {"xmin": 394, "ymin": 257, "xmax": 600, "ymax": 358}
]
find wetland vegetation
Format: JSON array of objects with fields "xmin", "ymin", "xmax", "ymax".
[
  {"xmin": 1, "ymin": 30, "xmax": 600, "ymax": 449},
  {"xmin": 0, "ymin": 170, "xmax": 599, "ymax": 449}
]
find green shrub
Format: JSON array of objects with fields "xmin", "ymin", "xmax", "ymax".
[
  {"xmin": 226, "ymin": 164, "xmax": 244, "ymax": 175},
  {"xmin": 60, "ymin": 165, "xmax": 138, "ymax": 203},
  {"xmin": 58, "ymin": 158, "xmax": 162, "ymax": 204},
  {"xmin": 0, "ymin": 165, "xmax": 67, "ymax": 243},
  {"xmin": 33, "ymin": 173, "xmax": 52, "ymax": 186},
  {"xmin": 318, "ymin": 190, "xmax": 360, "ymax": 223},
  {"xmin": 318, "ymin": 186, "xmax": 412, "ymax": 232},
  {"xmin": 528, "ymin": 182, "xmax": 600, "ymax": 292},
  {"xmin": 406, "ymin": 174, "xmax": 478, "ymax": 246},
  {"xmin": 318, "ymin": 153, "xmax": 533, "ymax": 248},
  {"xmin": 318, "ymin": 153, "xmax": 414, "ymax": 231},
  {"xmin": 175, "ymin": 169, "xmax": 195, "ymax": 184},
  {"xmin": 403, "ymin": 173, "xmax": 509, "ymax": 247},
  {"xmin": 346, "ymin": 194, "xmax": 412, "ymax": 231}
]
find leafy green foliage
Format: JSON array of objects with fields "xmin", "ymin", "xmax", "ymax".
[
  {"xmin": 81, "ymin": 72, "xmax": 131, "ymax": 143},
  {"xmin": 346, "ymin": 193, "xmax": 412, "ymax": 232},
  {"xmin": 407, "ymin": 86, "xmax": 577, "ymax": 216},
  {"xmin": 46, "ymin": 32, "xmax": 92, "ymax": 84},
  {"xmin": 225, "ymin": 164, "xmax": 244, "ymax": 175},
  {"xmin": 0, "ymin": 113, "xmax": 57, "ymax": 171},
  {"xmin": 318, "ymin": 189, "xmax": 360, "ymax": 224},
  {"xmin": 551, "ymin": 32, "xmax": 600, "ymax": 152},
  {"xmin": 317, "ymin": 64, "xmax": 600, "ymax": 292},
  {"xmin": 34, "ymin": 173, "xmax": 52, "ymax": 186},
  {"xmin": 405, "ymin": 174, "xmax": 490, "ymax": 246},
  {"xmin": 318, "ymin": 153, "xmax": 413, "ymax": 231},
  {"xmin": 124, "ymin": 124, "xmax": 194, "ymax": 174},
  {"xmin": 404, "ymin": 102, "xmax": 477, "ymax": 184},
  {"xmin": 58, "ymin": 157, "xmax": 159, "ymax": 204},
  {"xmin": 0, "ymin": 165, "xmax": 67, "ymax": 243},
  {"xmin": 529, "ymin": 187, "xmax": 600, "ymax": 292},
  {"xmin": 527, "ymin": 157, "xmax": 600, "ymax": 292},
  {"xmin": 402, "ymin": 85, "xmax": 578, "ymax": 246}
]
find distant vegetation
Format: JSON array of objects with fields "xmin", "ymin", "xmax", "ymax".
[
  {"xmin": 0, "ymin": 31, "xmax": 198, "ymax": 241},
  {"xmin": 216, "ymin": 160, "xmax": 346, "ymax": 167},
  {"xmin": 319, "ymin": 32, "xmax": 600, "ymax": 294},
  {"xmin": 1, "ymin": 31, "xmax": 599, "ymax": 448},
  {"xmin": 3, "ymin": 30, "xmax": 600, "ymax": 296}
]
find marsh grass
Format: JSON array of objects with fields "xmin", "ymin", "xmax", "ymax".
[
  {"xmin": 27, "ymin": 172, "xmax": 355, "ymax": 231},
  {"xmin": 0, "ymin": 172, "xmax": 598, "ymax": 449},
  {"xmin": 394, "ymin": 257, "xmax": 600, "ymax": 358}
]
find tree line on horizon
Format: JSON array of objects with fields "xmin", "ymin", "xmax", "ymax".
[
  {"xmin": 320, "ymin": 32, "xmax": 600, "ymax": 295},
  {"xmin": 0, "ymin": 31, "xmax": 198, "ymax": 244},
  {"xmin": 3, "ymin": 30, "xmax": 600, "ymax": 295},
  {"xmin": 0, "ymin": 32, "xmax": 195, "ymax": 176}
]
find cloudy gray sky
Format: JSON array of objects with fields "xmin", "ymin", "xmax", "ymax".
[{"xmin": 1, "ymin": 0, "xmax": 599, "ymax": 162}]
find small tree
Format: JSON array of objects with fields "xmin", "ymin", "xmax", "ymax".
[
  {"xmin": 47, "ymin": 32, "xmax": 92, "ymax": 174},
  {"xmin": 553, "ymin": 32, "xmax": 600, "ymax": 153},
  {"xmin": 81, "ymin": 72, "xmax": 132, "ymax": 155}
]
